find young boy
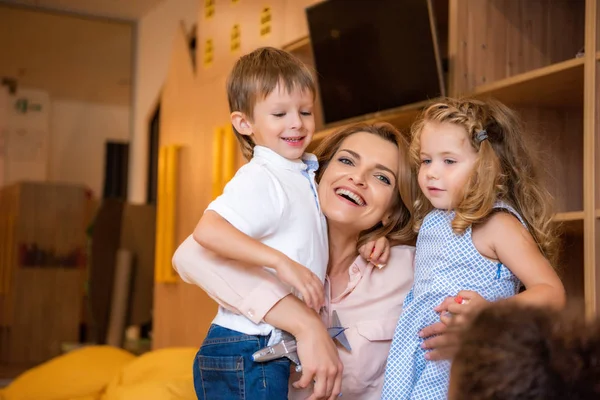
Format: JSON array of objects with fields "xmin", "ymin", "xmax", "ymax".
[{"xmin": 189, "ymin": 47, "xmax": 329, "ymax": 400}]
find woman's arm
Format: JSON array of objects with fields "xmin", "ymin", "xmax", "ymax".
[
  {"xmin": 172, "ymin": 236, "xmax": 342, "ymax": 399},
  {"xmin": 172, "ymin": 235, "xmax": 293, "ymax": 324}
]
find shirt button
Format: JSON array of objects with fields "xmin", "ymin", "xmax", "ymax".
[
  {"xmin": 247, "ymin": 309, "xmax": 254, "ymax": 318},
  {"xmin": 351, "ymin": 266, "xmax": 359, "ymax": 274}
]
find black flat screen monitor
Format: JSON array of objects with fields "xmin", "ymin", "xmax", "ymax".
[{"xmin": 306, "ymin": 0, "xmax": 446, "ymax": 125}]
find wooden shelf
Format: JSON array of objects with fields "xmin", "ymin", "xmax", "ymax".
[
  {"xmin": 552, "ymin": 209, "xmax": 600, "ymax": 235},
  {"xmin": 470, "ymin": 58, "xmax": 584, "ymax": 108},
  {"xmin": 554, "ymin": 211, "xmax": 583, "ymax": 236},
  {"xmin": 554, "ymin": 211, "xmax": 584, "ymax": 222}
]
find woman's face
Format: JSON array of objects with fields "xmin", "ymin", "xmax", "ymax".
[{"xmin": 318, "ymin": 132, "xmax": 400, "ymax": 232}]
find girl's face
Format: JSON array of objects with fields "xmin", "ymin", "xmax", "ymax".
[
  {"xmin": 318, "ymin": 132, "xmax": 399, "ymax": 232},
  {"xmin": 417, "ymin": 121, "xmax": 478, "ymax": 210}
]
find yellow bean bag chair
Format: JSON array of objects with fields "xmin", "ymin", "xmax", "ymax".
[
  {"xmin": 0, "ymin": 346, "xmax": 135, "ymax": 400},
  {"xmin": 101, "ymin": 347, "xmax": 196, "ymax": 400},
  {"xmin": 0, "ymin": 346, "xmax": 197, "ymax": 400}
]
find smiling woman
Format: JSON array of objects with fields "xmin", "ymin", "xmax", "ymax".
[
  {"xmin": 173, "ymin": 122, "xmax": 459, "ymax": 400},
  {"xmin": 314, "ymin": 123, "xmax": 415, "ymax": 250}
]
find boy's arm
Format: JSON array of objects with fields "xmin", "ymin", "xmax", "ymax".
[
  {"xmin": 194, "ymin": 211, "xmax": 324, "ymax": 310},
  {"xmin": 190, "ymin": 165, "xmax": 324, "ymax": 310},
  {"xmin": 194, "ymin": 210, "xmax": 284, "ymax": 276}
]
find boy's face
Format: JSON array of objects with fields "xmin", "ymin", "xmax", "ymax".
[{"xmin": 245, "ymin": 84, "xmax": 315, "ymax": 160}]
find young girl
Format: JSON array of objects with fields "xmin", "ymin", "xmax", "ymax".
[{"xmin": 381, "ymin": 98, "xmax": 566, "ymax": 399}]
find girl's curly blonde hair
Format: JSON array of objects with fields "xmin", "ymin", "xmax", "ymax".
[{"xmin": 410, "ymin": 97, "xmax": 558, "ymax": 266}]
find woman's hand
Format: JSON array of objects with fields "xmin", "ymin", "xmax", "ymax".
[
  {"xmin": 293, "ymin": 320, "xmax": 344, "ymax": 400},
  {"xmin": 264, "ymin": 295, "xmax": 343, "ymax": 400}
]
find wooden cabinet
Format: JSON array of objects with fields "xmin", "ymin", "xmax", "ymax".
[{"xmin": 0, "ymin": 182, "xmax": 90, "ymax": 366}]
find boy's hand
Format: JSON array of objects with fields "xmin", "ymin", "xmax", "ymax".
[
  {"xmin": 275, "ymin": 257, "xmax": 324, "ymax": 311},
  {"xmin": 359, "ymin": 236, "xmax": 390, "ymax": 268}
]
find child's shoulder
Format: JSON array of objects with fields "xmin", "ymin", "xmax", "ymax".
[
  {"xmin": 224, "ymin": 161, "xmax": 283, "ymax": 195},
  {"xmin": 478, "ymin": 209, "xmax": 527, "ymax": 239},
  {"xmin": 235, "ymin": 159, "xmax": 277, "ymax": 179},
  {"xmin": 368, "ymin": 245, "xmax": 415, "ymax": 286},
  {"xmin": 387, "ymin": 245, "xmax": 416, "ymax": 268}
]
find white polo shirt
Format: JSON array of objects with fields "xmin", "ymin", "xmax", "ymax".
[{"xmin": 205, "ymin": 145, "xmax": 329, "ymax": 336}]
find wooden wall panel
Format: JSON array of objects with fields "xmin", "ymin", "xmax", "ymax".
[
  {"xmin": 451, "ymin": 0, "xmax": 585, "ymax": 95},
  {"xmin": 152, "ymin": 17, "xmax": 224, "ymax": 349},
  {"xmin": 516, "ymin": 107, "xmax": 584, "ymax": 214},
  {"xmin": 282, "ymin": 0, "xmax": 324, "ymax": 45}
]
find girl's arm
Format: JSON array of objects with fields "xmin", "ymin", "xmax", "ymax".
[{"xmin": 473, "ymin": 212, "xmax": 566, "ymax": 309}]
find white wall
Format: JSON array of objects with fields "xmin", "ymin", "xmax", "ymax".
[
  {"xmin": 128, "ymin": 0, "xmax": 198, "ymax": 204},
  {"xmin": 49, "ymin": 100, "xmax": 130, "ymax": 197},
  {"xmin": 0, "ymin": 87, "xmax": 51, "ymax": 187}
]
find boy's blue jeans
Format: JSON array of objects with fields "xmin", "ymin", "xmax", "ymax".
[{"xmin": 193, "ymin": 324, "xmax": 291, "ymax": 400}]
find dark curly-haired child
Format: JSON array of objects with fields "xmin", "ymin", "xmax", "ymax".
[{"xmin": 449, "ymin": 302, "xmax": 600, "ymax": 400}]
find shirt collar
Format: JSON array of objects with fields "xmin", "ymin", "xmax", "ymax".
[
  {"xmin": 325, "ymin": 255, "xmax": 371, "ymax": 303},
  {"xmin": 253, "ymin": 145, "xmax": 319, "ymax": 172},
  {"xmin": 351, "ymin": 255, "xmax": 370, "ymax": 276}
]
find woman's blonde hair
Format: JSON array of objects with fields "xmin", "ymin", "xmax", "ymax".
[
  {"xmin": 410, "ymin": 97, "xmax": 558, "ymax": 266},
  {"xmin": 313, "ymin": 122, "xmax": 417, "ymax": 249}
]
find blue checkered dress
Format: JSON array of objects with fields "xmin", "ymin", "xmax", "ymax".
[{"xmin": 381, "ymin": 202, "xmax": 523, "ymax": 399}]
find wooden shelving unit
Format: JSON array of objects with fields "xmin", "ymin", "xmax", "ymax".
[
  {"xmin": 297, "ymin": 0, "xmax": 599, "ymax": 316},
  {"xmin": 471, "ymin": 57, "xmax": 584, "ymax": 108}
]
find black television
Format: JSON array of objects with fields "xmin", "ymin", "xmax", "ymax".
[{"xmin": 306, "ymin": 0, "xmax": 446, "ymax": 125}]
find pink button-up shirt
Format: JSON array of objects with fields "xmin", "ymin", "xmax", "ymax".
[
  {"xmin": 172, "ymin": 237, "xmax": 415, "ymax": 400},
  {"xmin": 289, "ymin": 245, "xmax": 414, "ymax": 400}
]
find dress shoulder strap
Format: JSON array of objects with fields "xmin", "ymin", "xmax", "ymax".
[{"xmin": 492, "ymin": 200, "xmax": 528, "ymax": 229}]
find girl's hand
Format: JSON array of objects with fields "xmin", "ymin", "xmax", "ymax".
[{"xmin": 359, "ymin": 236, "xmax": 390, "ymax": 268}]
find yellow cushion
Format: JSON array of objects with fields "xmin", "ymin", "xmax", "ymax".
[
  {"xmin": 102, "ymin": 379, "xmax": 195, "ymax": 400},
  {"xmin": 102, "ymin": 347, "xmax": 197, "ymax": 400},
  {"xmin": 2, "ymin": 346, "xmax": 135, "ymax": 400}
]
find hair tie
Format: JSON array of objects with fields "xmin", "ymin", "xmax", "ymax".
[{"xmin": 476, "ymin": 130, "xmax": 488, "ymax": 143}]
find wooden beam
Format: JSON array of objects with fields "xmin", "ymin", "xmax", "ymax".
[{"xmin": 583, "ymin": 0, "xmax": 597, "ymax": 319}]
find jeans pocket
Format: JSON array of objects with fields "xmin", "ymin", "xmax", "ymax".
[{"xmin": 194, "ymin": 354, "xmax": 245, "ymax": 400}]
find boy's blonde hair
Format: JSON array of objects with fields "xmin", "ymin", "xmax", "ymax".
[
  {"xmin": 313, "ymin": 122, "xmax": 417, "ymax": 248},
  {"xmin": 410, "ymin": 97, "xmax": 558, "ymax": 266},
  {"xmin": 227, "ymin": 47, "xmax": 316, "ymax": 160}
]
